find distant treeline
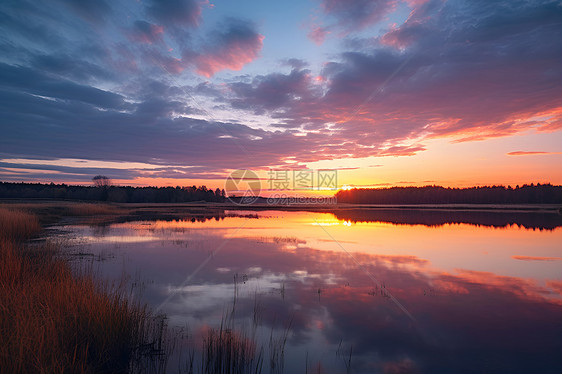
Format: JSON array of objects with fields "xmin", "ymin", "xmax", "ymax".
[
  {"xmin": 0, "ymin": 182, "xmax": 226, "ymax": 203},
  {"xmin": 335, "ymin": 184, "xmax": 562, "ymax": 204}
]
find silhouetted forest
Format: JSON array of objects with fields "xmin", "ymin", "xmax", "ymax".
[
  {"xmin": 335, "ymin": 184, "xmax": 562, "ymax": 204},
  {"xmin": 0, "ymin": 182, "xmax": 226, "ymax": 203}
]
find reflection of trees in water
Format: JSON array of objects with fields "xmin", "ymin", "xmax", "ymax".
[
  {"xmin": 87, "ymin": 210, "xmax": 262, "ymax": 231},
  {"xmin": 332, "ymin": 209, "xmax": 562, "ymax": 230}
]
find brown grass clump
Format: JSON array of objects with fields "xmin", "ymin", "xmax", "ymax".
[
  {"xmin": 0, "ymin": 207, "xmax": 41, "ymax": 242},
  {"xmin": 0, "ymin": 207, "xmax": 166, "ymax": 373},
  {"xmin": 0, "ymin": 202, "xmax": 124, "ymax": 222}
]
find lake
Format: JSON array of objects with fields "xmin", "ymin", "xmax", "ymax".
[{"xmin": 56, "ymin": 208, "xmax": 562, "ymax": 373}]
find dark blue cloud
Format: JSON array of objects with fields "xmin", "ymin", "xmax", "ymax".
[
  {"xmin": 230, "ymin": 69, "xmax": 314, "ymax": 113},
  {"xmin": 0, "ymin": 81, "xmax": 328, "ymax": 172},
  {"xmin": 0, "ymin": 162, "xmax": 139, "ymax": 181},
  {"xmin": 131, "ymin": 20, "xmax": 165, "ymax": 44},
  {"xmin": 320, "ymin": 0, "xmax": 396, "ymax": 32},
  {"xmin": 0, "ymin": 1, "xmax": 65, "ymax": 47},
  {"xmin": 31, "ymin": 54, "xmax": 115, "ymax": 83},
  {"xmin": 59, "ymin": 0, "xmax": 111, "ymax": 24},
  {"xmin": 146, "ymin": 0, "xmax": 202, "ymax": 27},
  {"xmin": 134, "ymin": 97, "xmax": 192, "ymax": 119},
  {"xmin": 0, "ymin": 63, "xmax": 128, "ymax": 109},
  {"xmin": 281, "ymin": 58, "xmax": 309, "ymax": 70}
]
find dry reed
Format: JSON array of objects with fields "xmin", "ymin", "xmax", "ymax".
[{"xmin": 0, "ymin": 207, "xmax": 165, "ymax": 373}]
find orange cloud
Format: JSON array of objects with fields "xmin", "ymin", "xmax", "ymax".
[
  {"xmin": 373, "ymin": 254, "xmax": 429, "ymax": 265},
  {"xmin": 547, "ymin": 280, "xmax": 562, "ymax": 295},
  {"xmin": 507, "ymin": 151, "xmax": 562, "ymax": 156},
  {"xmin": 512, "ymin": 255, "xmax": 562, "ymax": 262}
]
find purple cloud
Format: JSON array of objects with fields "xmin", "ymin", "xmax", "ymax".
[
  {"xmin": 1, "ymin": 0, "xmax": 561, "ymax": 183},
  {"xmin": 308, "ymin": 24, "xmax": 330, "ymax": 45},
  {"xmin": 192, "ymin": 19, "xmax": 264, "ymax": 77},
  {"xmin": 222, "ymin": 0, "xmax": 562, "ymax": 156},
  {"xmin": 229, "ymin": 69, "xmax": 315, "ymax": 113}
]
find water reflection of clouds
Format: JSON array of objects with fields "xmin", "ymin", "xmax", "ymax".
[{"xmin": 62, "ymin": 214, "xmax": 562, "ymax": 373}]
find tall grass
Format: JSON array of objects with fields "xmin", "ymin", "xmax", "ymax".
[
  {"xmin": 0, "ymin": 204, "xmax": 294, "ymax": 373},
  {"xmin": 200, "ymin": 322, "xmax": 263, "ymax": 374},
  {"xmin": 0, "ymin": 207, "xmax": 41, "ymax": 242},
  {"xmin": 65, "ymin": 203, "xmax": 123, "ymax": 216},
  {"xmin": 0, "ymin": 202, "xmax": 124, "ymax": 226},
  {"xmin": 0, "ymin": 207, "xmax": 167, "ymax": 373},
  {"xmin": 177, "ymin": 291, "xmax": 289, "ymax": 374}
]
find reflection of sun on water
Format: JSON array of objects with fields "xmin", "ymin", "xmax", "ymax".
[
  {"xmin": 60, "ymin": 208, "xmax": 562, "ymax": 372},
  {"xmin": 310, "ymin": 221, "xmax": 340, "ymax": 226},
  {"xmin": 73, "ymin": 211, "xmax": 562, "ymax": 286},
  {"xmin": 310, "ymin": 218, "xmax": 352, "ymax": 227}
]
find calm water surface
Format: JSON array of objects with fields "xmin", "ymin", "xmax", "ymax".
[{"xmin": 59, "ymin": 209, "xmax": 562, "ymax": 373}]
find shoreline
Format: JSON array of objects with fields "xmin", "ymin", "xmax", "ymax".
[
  {"xmin": 2, "ymin": 198, "xmax": 561, "ymax": 213},
  {"xmin": 0, "ymin": 205, "xmax": 168, "ymax": 372},
  {"xmin": 3, "ymin": 199, "xmax": 561, "ymax": 231}
]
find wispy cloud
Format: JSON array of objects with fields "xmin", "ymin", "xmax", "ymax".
[
  {"xmin": 507, "ymin": 151, "xmax": 562, "ymax": 156},
  {"xmin": 512, "ymin": 256, "xmax": 562, "ymax": 262},
  {"xmin": 308, "ymin": 24, "xmax": 330, "ymax": 45},
  {"xmin": 320, "ymin": 0, "xmax": 397, "ymax": 33}
]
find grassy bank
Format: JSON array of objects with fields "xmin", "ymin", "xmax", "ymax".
[
  {"xmin": 0, "ymin": 205, "xmax": 166, "ymax": 373},
  {"xmin": 0, "ymin": 201, "xmax": 294, "ymax": 373}
]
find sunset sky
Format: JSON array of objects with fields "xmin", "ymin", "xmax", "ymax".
[{"xmin": 1, "ymin": 0, "xmax": 561, "ymax": 192}]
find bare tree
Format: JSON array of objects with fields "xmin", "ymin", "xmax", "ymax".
[{"xmin": 92, "ymin": 175, "xmax": 111, "ymax": 188}]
